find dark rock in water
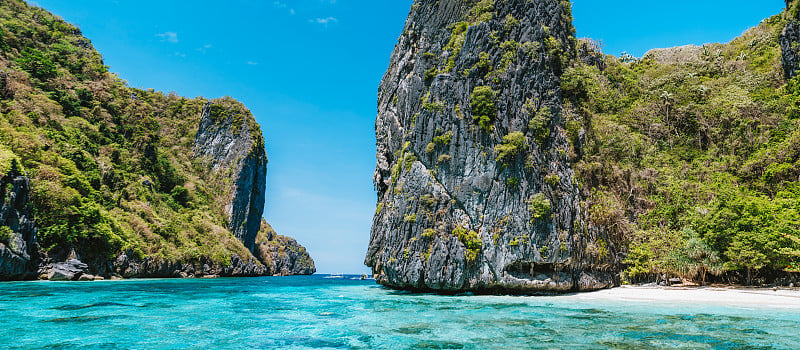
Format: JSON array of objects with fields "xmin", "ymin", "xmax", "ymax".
[
  {"xmin": 366, "ymin": 0, "xmax": 618, "ymax": 294},
  {"xmin": 254, "ymin": 220, "xmax": 316, "ymax": 276},
  {"xmin": 110, "ymin": 251, "xmax": 269, "ymax": 278},
  {"xmin": 0, "ymin": 169, "xmax": 41, "ymax": 280},
  {"xmin": 193, "ymin": 100, "xmax": 267, "ymax": 252},
  {"xmin": 48, "ymin": 259, "xmax": 89, "ymax": 281}
]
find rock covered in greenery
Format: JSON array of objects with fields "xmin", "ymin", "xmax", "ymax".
[
  {"xmin": 0, "ymin": 0, "xmax": 313, "ymax": 279},
  {"xmin": 368, "ymin": 0, "xmax": 800, "ymax": 292},
  {"xmin": 561, "ymin": 5, "xmax": 800, "ymax": 285},
  {"xmin": 366, "ymin": 0, "xmax": 617, "ymax": 293},
  {"xmin": 254, "ymin": 220, "xmax": 316, "ymax": 276}
]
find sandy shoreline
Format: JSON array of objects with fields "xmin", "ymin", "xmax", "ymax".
[{"xmin": 565, "ymin": 285, "xmax": 800, "ymax": 308}]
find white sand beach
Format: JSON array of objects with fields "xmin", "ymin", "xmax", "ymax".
[{"xmin": 568, "ymin": 285, "xmax": 800, "ymax": 308}]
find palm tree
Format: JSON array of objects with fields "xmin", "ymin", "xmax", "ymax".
[{"xmin": 685, "ymin": 232, "xmax": 724, "ymax": 285}]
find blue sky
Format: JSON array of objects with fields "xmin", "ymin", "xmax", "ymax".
[{"xmin": 30, "ymin": 0, "xmax": 785, "ymax": 273}]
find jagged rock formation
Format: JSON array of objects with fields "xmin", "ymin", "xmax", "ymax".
[
  {"xmin": 254, "ymin": 220, "xmax": 316, "ymax": 276},
  {"xmin": 781, "ymin": 0, "xmax": 800, "ymax": 78},
  {"xmin": 193, "ymin": 100, "xmax": 267, "ymax": 251},
  {"xmin": 366, "ymin": 0, "xmax": 617, "ymax": 294},
  {"xmin": 0, "ymin": 164, "xmax": 40, "ymax": 280},
  {"xmin": 111, "ymin": 252, "xmax": 268, "ymax": 278}
]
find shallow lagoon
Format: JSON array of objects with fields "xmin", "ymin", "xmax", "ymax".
[{"xmin": 1, "ymin": 275, "xmax": 798, "ymax": 349}]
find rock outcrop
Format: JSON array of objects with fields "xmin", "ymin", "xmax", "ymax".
[
  {"xmin": 254, "ymin": 220, "xmax": 316, "ymax": 276},
  {"xmin": 193, "ymin": 99, "xmax": 268, "ymax": 252},
  {"xmin": 366, "ymin": 0, "xmax": 617, "ymax": 294},
  {"xmin": 0, "ymin": 163, "xmax": 40, "ymax": 280},
  {"xmin": 111, "ymin": 252, "xmax": 267, "ymax": 278},
  {"xmin": 781, "ymin": 0, "xmax": 800, "ymax": 78}
]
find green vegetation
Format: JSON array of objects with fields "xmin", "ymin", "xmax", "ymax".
[
  {"xmin": 525, "ymin": 101, "xmax": 551, "ymax": 145},
  {"xmin": 433, "ymin": 131, "xmax": 452, "ymax": 146},
  {"xmin": 494, "ymin": 131, "xmax": 527, "ymax": 162},
  {"xmin": 422, "ymin": 228, "xmax": 437, "ymax": 238},
  {"xmin": 470, "ymin": 86, "xmax": 497, "ymax": 132},
  {"xmin": 442, "ymin": 0, "xmax": 495, "ymax": 72},
  {"xmin": 0, "ymin": 0, "xmax": 261, "ymax": 264},
  {"xmin": 566, "ymin": 13, "xmax": 800, "ymax": 283},
  {"xmin": 545, "ymin": 174, "xmax": 560, "ymax": 187},
  {"xmin": 0, "ymin": 226, "xmax": 11, "ymax": 244},
  {"xmin": 527, "ymin": 193, "xmax": 551, "ymax": 221},
  {"xmin": 453, "ymin": 225, "xmax": 481, "ymax": 263}
]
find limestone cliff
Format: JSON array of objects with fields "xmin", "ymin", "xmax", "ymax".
[
  {"xmin": 366, "ymin": 0, "xmax": 617, "ymax": 293},
  {"xmin": 193, "ymin": 99, "xmax": 267, "ymax": 252},
  {"xmin": 0, "ymin": 163, "xmax": 40, "ymax": 280},
  {"xmin": 781, "ymin": 0, "xmax": 800, "ymax": 78}
]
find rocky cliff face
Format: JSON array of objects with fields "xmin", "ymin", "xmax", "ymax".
[
  {"xmin": 0, "ymin": 164, "xmax": 40, "ymax": 280},
  {"xmin": 781, "ymin": 0, "xmax": 800, "ymax": 78},
  {"xmin": 193, "ymin": 99, "xmax": 267, "ymax": 252},
  {"xmin": 254, "ymin": 220, "xmax": 316, "ymax": 276},
  {"xmin": 366, "ymin": 0, "xmax": 617, "ymax": 293}
]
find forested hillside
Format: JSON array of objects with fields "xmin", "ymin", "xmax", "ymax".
[
  {"xmin": 0, "ymin": 0, "xmax": 314, "ymax": 279},
  {"xmin": 566, "ymin": 7, "xmax": 800, "ymax": 284}
]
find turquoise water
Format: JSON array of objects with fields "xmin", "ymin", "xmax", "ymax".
[{"xmin": 1, "ymin": 275, "xmax": 798, "ymax": 349}]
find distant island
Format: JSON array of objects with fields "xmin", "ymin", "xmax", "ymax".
[
  {"xmin": 366, "ymin": 0, "xmax": 800, "ymax": 294},
  {"xmin": 0, "ymin": 0, "xmax": 314, "ymax": 281}
]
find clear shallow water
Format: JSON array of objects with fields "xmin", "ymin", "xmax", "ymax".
[{"xmin": 1, "ymin": 275, "xmax": 798, "ymax": 349}]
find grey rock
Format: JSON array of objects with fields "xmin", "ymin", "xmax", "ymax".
[
  {"xmin": 48, "ymin": 259, "xmax": 89, "ymax": 281},
  {"xmin": 0, "ymin": 172, "xmax": 40, "ymax": 280},
  {"xmin": 782, "ymin": 1, "xmax": 800, "ymax": 78},
  {"xmin": 366, "ymin": 0, "xmax": 618, "ymax": 294},
  {"xmin": 193, "ymin": 100, "xmax": 267, "ymax": 252},
  {"xmin": 78, "ymin": 274, "xmax": 95, "ymax": 281},
  {"xmin": 110, "ymin": 251, "xmax": 268, "ymax": 278}
]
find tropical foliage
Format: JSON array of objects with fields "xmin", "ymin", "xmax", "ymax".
[
  {"xmin": 565, "ymin": 13, "xmax": 800, "ymax": 284},
  {"xmin": 0, "ymin": 0, "xmax": 261, "ymax": 263}
]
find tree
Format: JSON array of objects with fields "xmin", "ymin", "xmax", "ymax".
[
  {"xmin": 682, "ymin": 229, "xmax": 724, "ymax": 285},
  {"xmin": 470, "ymin": 86, "xmax": 497, "ymax": 132}
]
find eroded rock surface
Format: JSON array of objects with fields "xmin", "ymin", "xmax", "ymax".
[
  {"xmin": 366, "ymin": 0, "xmax": 617, "ymax": 294},
  {"xmin": 194, "ymin": 100, "xmax": 267, "ymax": 252},
  {"xmin": 0, "ymin": 167, "xmax": 40, "ymax": 280},
  {"xmin": 782, "ymin": 0, "xmax": 800, "ymax": 78}
]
